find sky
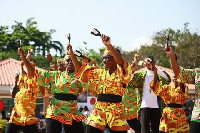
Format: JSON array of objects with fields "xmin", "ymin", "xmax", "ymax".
[{"xmin": 1, "ymin": 0, "xmax": 200, "ymax": 55}]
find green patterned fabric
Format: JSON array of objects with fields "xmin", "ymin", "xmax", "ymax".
[
  {"xmin": 177, "ymin": 67, "xmax": 200, "ymax": 122},
  {"xmin": 36, "ymin": 70, "xmax": 85, "ymax": 125},
  {"xmin": 128, "ymin": 70, "xmax": 171, "ymax": 119}
]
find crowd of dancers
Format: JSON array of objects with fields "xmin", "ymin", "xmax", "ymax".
[{"xmin": 4, "ymin": 34, "xmax": 200, "ymax": 133}]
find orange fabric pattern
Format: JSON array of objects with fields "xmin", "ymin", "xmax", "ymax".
[
  {"xmin": 150, "ymin": 82, "xmax": 189, "ymax": 133},
  {"xmin": 9, "ymin": 74, "xmax": 39, "ymax": 126},
  {"xmin": 36, "ymin": 70, "xmax": 85, "ymax": 125},
  {"xmin": 84, "ymin": 64, "xmax": 131, "ymax": 131}
]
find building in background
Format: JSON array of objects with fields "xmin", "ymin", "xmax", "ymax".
[{"xmin": 0, "ymin": 58, "xmax": 45, "ymax": 118}]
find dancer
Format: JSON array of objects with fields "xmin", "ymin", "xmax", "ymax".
[
  {"xmin": 18, "ymin": 45, "xmax": 85, "ymax": 133},
  {"xmin": 151, "ymin": 65, "xmax": 189, "ymax": 132},
  {"xmin": 123, "ymin": 54, "xmax": 141, "ymax": 133},
  {"xmin": 73, "ymin": 34, "xmax": 131, "ymax": 133},
  {"xmin": 47, "ymin": 54, "xmax": 66, "ymax": 71},
  {"xmin": 12, "ymin": 50, "xmax": 31, "ymax": 98},
  {"xmin": 165, "ymin": 46, "xmax": 200, "ymax": 133},
  {"xmin": 5, "ymin": 51, "xmax": 39, "ymax": 133},
  {"xmin": 128, "ymin": 56, "xmax": 171, "ymax": 133}
]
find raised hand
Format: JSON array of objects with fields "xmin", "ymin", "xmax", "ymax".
[
  {"xmin": 101, "ymin": 34, "xmax": 111, "ymax": 46},
  {"xmin": 164, "ymin": 46, "xmax": 175, "ymax": 56},
  {"xmin": 134, "ymin": 54, "xmax": 139, "ymax": 62},
  {"xmin": 28, "ymin": 49, "xmax": 33, "ymax": 54},
  {"xmin": 47, "ymin": 54, "xmax": 53, "ymax": 62},
  {"xmin": 66, "ymin": 43, "xmax": 73, "ymax": 54},
  {"xmin": 131, "ymin": 54, "xmax": 139, "ymax": 74},
  {"xmin": 18, "ymin": 48, "xmax": 34, "ymax": 76},
  {"xmin": 18, "ymin": 48, "xmax": 25, "ymax": 57},
  {"xmin": 50, "ymin": 62, "xmax": 57, "ymax": 70}
]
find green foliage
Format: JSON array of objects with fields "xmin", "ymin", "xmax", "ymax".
[
  {"xmin": 31, "ymin": 55, "xmax": 51, "ymax": 70},
  {"xmin": 1, "ymin": 20, "xmax": 199, "ymax": 70},
  {"xmin": 0, "ymin": 118, "xmax": 8, "ymax": 132},
  {"xmin": 78, "ymin": 46, "xmax": 104, "ymax": 66},
  {"xmin": 0, "ymin": 51, "xmax": 20, "ymax": 61},
  {"xmin": 152, "ymin": 23, "xmax": 200, "ymax": 68},
  {"xmin": 0, "ymin": 18, "xmax": 63, "ymax": 57}
]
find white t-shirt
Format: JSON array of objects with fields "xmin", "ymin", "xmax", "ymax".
[
  {"xmin": 83, "ymin": 111, "xmax": 89, "ymax": 118},
  {"xmin": 141, "ymin": 68, "xmax": 169, "ymax": 108}
]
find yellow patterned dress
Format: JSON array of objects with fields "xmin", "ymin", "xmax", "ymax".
[
  {"xmin": 36, "ymin": 70, "xmax": 85, "ymax": 125},
  {"xmin": 80, "ymin": 64, "xmax": 131, "ymax": 131},
  {"xmin": 9, "ymin": 74, "xmax": 40, "ymax": 126},
  {"xmin": 150, "ymin": 82, "xmax": 189, "ymax": 133}
]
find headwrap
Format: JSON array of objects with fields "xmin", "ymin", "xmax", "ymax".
[
  {"xmin": 138, "ymin": 57, "xmax": 152, "ymax": 66},
  {"xmin": 63, "ymin": 51, "xmax": 70, "ymax": 63},
  {"xmin": 57, "ymin": 58, "xmax": 64, "ymax": 64},
  {"xmin": 103, "ymin": 48, "xmax": 112, "ymax": 56}
]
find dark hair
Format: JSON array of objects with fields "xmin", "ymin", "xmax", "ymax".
[
  {"xmin": 84, "ymin": 106, "xmax": 89, "ymax": 111},
  {"xmin": 1, "ymin": 111, "xmax": 6, "ymax": 119},
  {"xmin": 1, "ymin": 111, "xmax": 5, "ymax": 115},
  {"xmin": 144, "ymin": 55, "xmax": 155, "ymax": 64},
  {"xmin": 115, "ymin": 48, "xmax": 121, "ymax": 55},
  {"xmin": 79, "ymin": 107, "xmax": 83, "ymax": 112},
  {"xmin": 147, "ymin": 55, "xmax": 154, "ymax": 62},
  {"xmin": 184, "ymin": 108, "xmax": 189, "ymax": 111}
]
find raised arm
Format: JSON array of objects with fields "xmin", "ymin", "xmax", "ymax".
[
  {"xmin": 47, "ymin": 54, "xmax": 57, "ymax": 71},
  {"xmin": 164, "ymin": 46, "xmax": 179, "ymax": 77},
  {"xmin": 101, "ymin": 34, "xmax": 124, "ymax": 67},
  {"xmin": 152, "ymin": 66, "xmax": 158, "ymax": 90},
  {"xmin": 18, "ymin": 48, "xmax": 34, "ymax": 76},
  {"xmin": 150, "ymin": 66, "xmax": 170, "ymax": 98},
  {"xmin": 12, "ymin": 74, "xmax": 19, "ymax": 98},
  {"xmin": 26, "ymin": 49, "xmax": 32, "ymax": 62},
  {"xmin": 67, "ymin": 43, "xmax": 81, "ymax": 70},
  {"xmin": 20, "ymin": 61, "xmax": 26, "ymax": 74},
  {"xmin": 131, "ymin": 54, "xmax": 139, "ymax": 74}
]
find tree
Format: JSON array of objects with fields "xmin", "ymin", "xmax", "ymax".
[
  {"xmin": 0, "ymin": 18, "xmax": 63, "ymax": 56},
  {"xmin": 152, "ymin": 23, "xmax": 200, "ymax": 68}
]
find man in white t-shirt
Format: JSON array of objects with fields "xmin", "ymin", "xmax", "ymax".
[{"xmin": 128, "ymin": 56, "xmax": 171, "ymax": 133}]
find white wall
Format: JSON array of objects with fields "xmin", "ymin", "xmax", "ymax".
[{"xmin": 0, "ymin": 86, "xmax": 12, "ymax": 98}]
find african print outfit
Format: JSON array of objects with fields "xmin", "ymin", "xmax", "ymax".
[
  {"xmin": 122, "ymin": 84, "xmax": 138, "ymax": 120},
  {"xmin": 177, "ymin": 66, "xmax": 200, "ymax": 123},
  {"xmin": 9, "ymin": 74, "xmax": 39, "ymax": 126},
  {"xmin": 78, "ymin": 63, "xmax": 131, "ymax": 131},
  {"xmin": 128, "ymin": 71, "xmax": 171, "ymax": 118},
  {"xmin": 36, "ymin": 70, "xmax": 85, "ymax": 125},
  {"xmin": 150, "ymin": 82, "xmax": 189, "ymax": 133}
]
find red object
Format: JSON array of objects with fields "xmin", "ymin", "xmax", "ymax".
[
  {"xmin": 0, "ymin": 100, "xmax": 4, "ymax": 111},
  {"xmin": 90, "ymin": 98, "xmax": 96, "ymax": 105}
]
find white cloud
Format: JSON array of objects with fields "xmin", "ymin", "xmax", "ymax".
[{"xmin": 128, "ymin": 36, "xmax": 153, "ymax": 51}]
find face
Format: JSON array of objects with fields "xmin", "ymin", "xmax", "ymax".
[
  {"xmin": 144, "ymin": 59, "xmax": 155, "ymax": 70},
  {"xmin": 57, "ymin": 63, "xmax": 66, "ymax": 71},
  {"xmin": 102, "ymin": 55, "xmax": 116, "ymax": 69},
  {"xmin": 91, "ymin": 59, "xmax": 96, "ymax": 64},
  {"xmin": 65, "ymin": 57, "xmax": 75, "ymax": 71}
]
